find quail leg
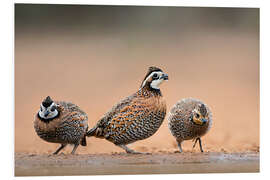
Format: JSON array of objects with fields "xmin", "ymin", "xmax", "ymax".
[
  {"xmin": 53, "ymin": 144, "xmax": 67, "ymax": 155},
  {"xmin": 198, "ymin": 138, "xmax": 204, "ymax": 152},
  {"xmin": 193, "ymin": 137, "xmax": 204, "ymax": 152},
  {"xmin": 192, "ymin": 138, "xmax": 199, "ymax": 149},
  {"xmin": 176, "ymin": 139, "xmax": 183, "ymax": 153},
  {"xmin": 118, "ymin": 144, "xmax": 147, "ymax": 154},
  {"xmin": 71, "ymin": 143, "xmax": 79, "ymax": 155}
]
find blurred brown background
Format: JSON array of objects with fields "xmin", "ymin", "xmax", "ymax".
[{"xmin": 15, "ymin": 4, "xmax": 259, "ymax": 154}]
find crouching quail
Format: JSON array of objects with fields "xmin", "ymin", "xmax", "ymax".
[
  {"xmin": 168, "ymin": 98, "xmax": 212, "ymax": 152},
  {"xmin": 87, "ymin": 66, "xmax": 169, "ymax": 154},
  {"xmin": 34, "ymin": 96, "xmax": 88, "ymax": 155}
]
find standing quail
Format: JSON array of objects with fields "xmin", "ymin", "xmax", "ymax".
[
  {"xmin": 168, "ymin": 98, "xmax": 212, "ymax": 152},
  {"xmin": 87, "ymin": 66, "xmax": 169, "ymax": 154},
  {"xmin": 34, "ymin": 96, "xmax": 88, "ymax": 154}
]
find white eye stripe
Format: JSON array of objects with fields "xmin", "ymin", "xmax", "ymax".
[
  {"xmin": 141, "ymin": 71, "xmax": 163, "ymax": 88},
  {"xmin": 40, "ymin": 102, "xmax": 55, "ymax": 110},
  {"xmin": 49, "ymin": 102, "xmax": 56, "ymax": 107},
  {"xmin": 40, "ymin": 104, "xmax": 45, "ymax": 111}
]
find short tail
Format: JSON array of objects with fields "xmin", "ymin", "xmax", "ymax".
[
  {"xmin": 86, "ymin": 126, "xmax": 98, "ymax": 137},
  {"xmin": 80, "ymin": 126, "xmax": 89, "ymax": 146},
  {"xmin": 80, "ymin": 136, "xmax": 87, "ymax": 146},
  {"xmin": 86, "ymin": 126, "xmax": 104, "ymax": 138}
]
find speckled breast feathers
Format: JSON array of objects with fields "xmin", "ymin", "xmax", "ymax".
[
  {"xmin": 34, "ymin": 100, "xmax": 88, "ymax": 146},
  {"xmin": 87, "ymin": 66, "xmax": 168, "ymax": 147}
]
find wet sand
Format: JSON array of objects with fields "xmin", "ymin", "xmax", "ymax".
[{"xmin": 15, "ymin": 152, "xmax": 259, "ymax": 176}]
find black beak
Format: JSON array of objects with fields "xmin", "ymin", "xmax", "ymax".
[
  {"xmin": 202, "ymin": 118, "xmax": 207, "ymax": 124},
  {"xmin": 44, "ymin": 111, "xmax": 50, "ymax": 117},
  {"xmin": 162, "ymin": 73, "xmax": 169, "ymax": 80}
]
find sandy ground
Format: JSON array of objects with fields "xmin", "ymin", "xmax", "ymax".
[{"xmin": 15, "ymin": 152, "xmax": 259, "ymax": 176}]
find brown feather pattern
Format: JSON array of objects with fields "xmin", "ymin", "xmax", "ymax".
[{"xmin": 34, "ymin": 101, "xmax": 88, "ymax": 147}]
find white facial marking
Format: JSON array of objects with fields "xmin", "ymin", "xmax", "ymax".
[
  {"xmin": 150, "ymin": 78, "xmax": 164, "ymax": 89},
  {"xmin": 141, "ymin": 71, "xmax": 165, "ymax": 90},
  {"xmin": 39, "ymin": 102, "xmax": 58, "ymax": 119}
]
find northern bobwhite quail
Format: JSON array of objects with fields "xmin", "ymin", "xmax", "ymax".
[
  {"xmin": 168, "ymin": 98, "xmax": 212, "ymax": 152},
  {"xmin": 87, "ymin": 66, "xmax": 169, "ymax": 154},
  {"xmin": 34, "ymin": 96, "xmax": 88, "ymax": 154}
]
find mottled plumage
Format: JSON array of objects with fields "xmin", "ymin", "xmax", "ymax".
[
  {"xmin": 168, "ymin": 98, "xmax": 212, "ymax": 152},
  {"xmin": 87, "ymin": 66, "xmax": 168, "ymax": 153},
  {"xmin": 34, "ymin": 96, "xmax": 88, "ymax": 154}
]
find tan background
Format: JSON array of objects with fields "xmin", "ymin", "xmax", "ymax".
[{"xmin": 15, "ymin": 5, "xmax": 259, "ymax": 154}]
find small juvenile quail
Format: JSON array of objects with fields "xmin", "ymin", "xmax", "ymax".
[
  {"xmin": 34, "ymin": 96, "xmax": 88, "ymax": 154},
  {"xmin": 87, "ymin": 66, "xmax": 169, "ymax": 154},
  {"xmin": 168, "ymin": 98, "xmax": 212, "ymax": 152}
]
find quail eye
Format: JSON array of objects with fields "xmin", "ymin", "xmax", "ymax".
[
  {"xmin": 195, "ymin": 113, "xmax": 200, "ymax": 119},
  {"xmin": 51, "ymin": 106, "xmax": 56, "ymax": 112},
  {"xmin": 152, "ymin": 73, "xmax": 158, "ymax": 79}
]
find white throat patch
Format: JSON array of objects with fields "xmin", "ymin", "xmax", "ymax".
[{"xmin": 150, "ymin": 78, "xmax": 164, "ymax": 89}]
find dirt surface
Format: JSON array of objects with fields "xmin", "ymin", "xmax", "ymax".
[{"xmin": 15, "ymin": 152, "xmax": 259, "ymax": 176}]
